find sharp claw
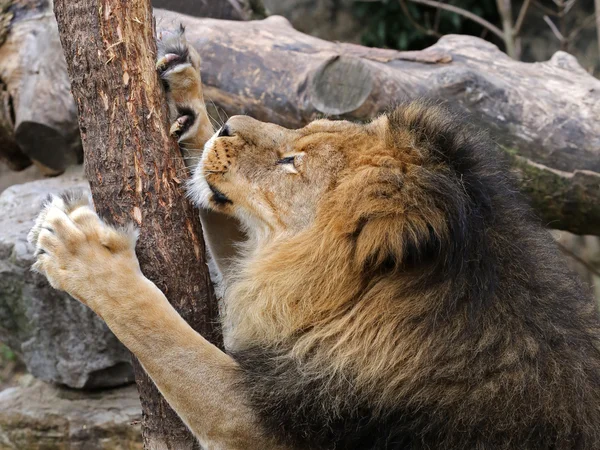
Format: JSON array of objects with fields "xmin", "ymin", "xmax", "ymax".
[
  {"xmin": 170, "ymin": 122, "xmax": 181, "ymax": 138},
  {"xmin": 170, "ymin": 115, "xmax": 191, "ymax": 138},
  {"xmin": 156, "ymin": 53, "xmax": 180, "ymax": 71},
  {"xmin": 164, "ymin": 53, "xmax": 180, "ymax": 63}
]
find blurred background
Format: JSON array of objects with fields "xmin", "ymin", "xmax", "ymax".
[{"xmin": 0, "ymin": 0, "xmax": 598, "ymax": 448}]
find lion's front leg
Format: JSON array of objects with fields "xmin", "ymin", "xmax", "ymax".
[{"xmin": 28, "ymin": 193, "xmax": 287, "ymax": 450}]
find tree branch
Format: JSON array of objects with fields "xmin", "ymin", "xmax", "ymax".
[
  {"xmin": 544, "ymin": 15, "xmax": 565, "ymax": 41},
  {"xmin": 398, "ymin": 0, "xmax": 442, "ymax": 38},
  {"xmin": 406, "ymin": 0, "xmax": 505, "ymax": 40},
  {"xmin": 532, "ymin": 0, "xmax": 560, "ymax": 17},
  {"xmin": 496, "ymin": 0, "xmax": 517, "ymax": 58},
  {"xmin": 514, "ymin": 0, "xmax": 532, "ymax": 36}
]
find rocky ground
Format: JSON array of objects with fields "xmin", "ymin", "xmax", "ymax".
[
  {"xmin": 0, "ymin": 379, "xmax": 142, "ymax": 449},
  {"xmin": 0, "ymin": 163, "xmax": 43, "ymax": 195},
  {"xmin": 0, "ymin": 166, "xmax": 135, "ymax": 389}
]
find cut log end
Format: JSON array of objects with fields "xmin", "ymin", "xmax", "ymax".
[{"xmin": 310, "ymin": 56, "xmax": 373, "ymax": 116}]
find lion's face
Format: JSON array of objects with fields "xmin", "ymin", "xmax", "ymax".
[{"xmin": 189, "ymin": 115, "xmax": 399, "ymax": 238}]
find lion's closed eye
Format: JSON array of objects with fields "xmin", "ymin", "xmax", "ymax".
[
  {"xmin": 277, "ymin": 153, "xmax": 303, "ymax": 174},
  {"xmin": 277, "ymin": 152, "xmax": 305, "ymax": 174}
]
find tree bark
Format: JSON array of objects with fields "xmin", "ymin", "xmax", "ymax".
[
  {"xmin": 53, "ymin": 1, "xmax": 221, "ymax": 449},
  {"xmin": 153, "ymin": 10, "xmax": 600, "ymax": 236}
]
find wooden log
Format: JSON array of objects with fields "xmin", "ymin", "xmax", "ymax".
[
  {"xmin": 153, "ymin": 11, "xmax": 600, "ymax": 174},
  {"xmin": 510, "ymin": 156, "xmax": 600, "ymax": 236},
  {"xmin": 53, "ymin": 0, "xmax": 221, "ymax": 448},
  {"xmin": 0, "ymin": 0, "xmax": 80, "ymax": 173},
  {"xmin": 153, "ymin": 10, "xmax": 600, "ymax": 236},
  {"xmin": 3, "ymin": 6, "xmax": 599, "ymax": 235}
]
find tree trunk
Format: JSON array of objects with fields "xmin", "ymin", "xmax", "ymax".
[{"xmin": 53, "ymin": 1, "xmax": 221, "ymax": 449}]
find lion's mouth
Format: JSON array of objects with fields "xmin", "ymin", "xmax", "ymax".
[{"xmin": 208, "ymin": 182, "xmax": 232, "ymax": 205}]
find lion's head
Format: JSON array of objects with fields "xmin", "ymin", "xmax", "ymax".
[
  {"xmin": 189, "ymin": 102, "xmax": 492, "ymax": 272},
  {"xmin": 188, "ymin": 101, "xmax": 508, "ymax": 353},
  {"xmin": 188, "ymin": 114, "xmax": 370, "ymax": 237}
]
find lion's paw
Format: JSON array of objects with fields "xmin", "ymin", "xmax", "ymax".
[
  {"xmin": 157, "ymin": 25, "xmax": 201, "ymax": 90},
  {"xmin": 157, "ymin": 24, "xmax": 206, "ymax": 147},
  {"xmin": 28, "ymin": 192, "xmax": 140, "ymax": 305}
]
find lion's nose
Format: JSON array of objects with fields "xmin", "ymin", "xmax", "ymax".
[{"xmin": 217, "ymin": 124, "xmax": 231, "ymax": 138}]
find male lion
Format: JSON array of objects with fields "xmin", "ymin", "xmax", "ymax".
[{"xmin": 29, "ymin": 28, "xmax": 600, "ymax": 449}]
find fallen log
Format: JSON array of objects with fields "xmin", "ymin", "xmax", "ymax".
[
  {"xmin": 1, "ymin": 6, "xmax": 599, "ymax": 235},
  {"xmin": 158, "ymin": 12, "xmax": 599, "ymax": 174},
  {"xmin": 154, "ymin": 9, "xmax": 600, "ymax": 236}
]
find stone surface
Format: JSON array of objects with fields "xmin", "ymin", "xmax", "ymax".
[
  {"xmin": 0, "ymin": 167, "xmax": 134, "ymax": 388},
  {"xmin": 0, "ymin": 379, "xmax": 142, "ymax": 449}
]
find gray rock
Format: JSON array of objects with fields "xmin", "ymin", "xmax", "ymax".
[
  {"xmin": 0, "ymin": 379, "xmax": 142, "ymax": 449},
  {"xmin": 0, "ymin": 167, "xmax": 134, "ymax": 388}
]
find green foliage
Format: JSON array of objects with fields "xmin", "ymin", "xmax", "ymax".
[
  {"xmin": 0, "ymin": 343, "xmax": 16, "ymax": 363},
  {"xmin": 352, "ymin": 0, "xmax": 501, "ymax": 51}
]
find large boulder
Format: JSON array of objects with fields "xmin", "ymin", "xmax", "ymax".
[
  {"xmin": 0, "ymin": 167, "xmax": 134, "ymax": 388},
  {"xmin": 0, "ymin": 378, "xmax": 142, "ymax": 449}
]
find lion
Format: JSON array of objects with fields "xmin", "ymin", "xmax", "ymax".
[{"xmin": 28, "ymin": 28, "xmax": 600, "ymax": 450}]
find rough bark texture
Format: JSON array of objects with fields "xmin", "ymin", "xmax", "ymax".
[
  {"xmin": 153, "ymin": 10, "xmax": 600, "ymax": 235},
  {"xmin": 53, "ymin": 1, "xmax": 221, "ymax": 449},
  {"xmin": 0, "ymin": 0, "xmax": 80, "ymax": 173}
]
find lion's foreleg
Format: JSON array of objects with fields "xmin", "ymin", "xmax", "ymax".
[
  {"xmin": 28, "ymin": 195, "xmax": 287, "ymax": 450},
  {"xmin": 107, "ymin": 281, "xmax": 285, "ymax": 450}
]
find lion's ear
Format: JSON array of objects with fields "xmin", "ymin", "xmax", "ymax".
[
  {"xmin": 351, "ymin": 211, "xmax": 445, "ymax": 276},
  {"xmin": 336, "ymin": 164, "xmax": 467, "ymax": 278}
]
